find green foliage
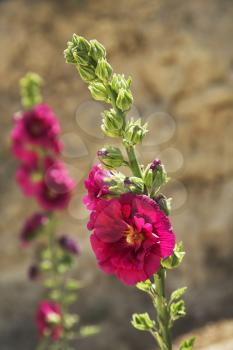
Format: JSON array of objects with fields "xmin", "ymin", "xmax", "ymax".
[
  {"xmin": 101, "ymin": 109, "xmax": 124, "ymax": 137},
  {"xmin": 169, "ymin": 300, "xmax": 186, "ymax": 326},
  {"xmin": 98, "ymin": 146, "xmax": 125, "ymax": 169},
  {"xmin": 179, "ymin": 337, "xmax": 195, "ymax": 350},
  {"xmin": 162, "ymin": 242, "xmax": 185, "ymax": 269},
  {"xmin": 170, "ymin": 287, "xmax": 187, "ymax": 304},
  {"xmin": 136, "ymin": 280, "xmax": 153, "ymax": 293},
  {"xmin": 131, "ymin": 313, "xmax": 155, "ymax": 331},
  {"xmin": 143, "ymin": 163, "xmax": 168, "ymax": 195},
  {"xmin": 88, "ymin": 82, "xmax": 109, "ymax": 102},
  {"xmin": 79, "ymin": 325, "xmax": 101, "ymax": 337}
]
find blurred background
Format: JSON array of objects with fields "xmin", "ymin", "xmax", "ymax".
[{"xmin": 1, "ymin": 0, "xmax": 233, "ymax": 349}]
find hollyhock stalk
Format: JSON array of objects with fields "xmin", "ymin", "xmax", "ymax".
[{"xmin": 64, "ymin": 35, "xmax": 195, "ymax": 349}]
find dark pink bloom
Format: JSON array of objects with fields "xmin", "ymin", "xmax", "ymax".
[
  {"xmin": 11, "ymin": 104, "xmax": 63, "ymax": 161},
  {"xmin": 88, "ymin": 193, "xmax": 175, "ymax": 285},
  {"xmin": 83, "ymin": 164, "xmax": 111, "ymax": 210},
  {"xmin": 58, "ymin": 235, "xmax": 80, "ymax": 255},
  {"xmin": 16, "ymin": 154, "xmax": 43, "ymax": 196},
  {"xmin": 36, "ymin": 160, "xmax": 75, "ymax": 210},
  {"xmin": 36, "ymin": 300, "xmax": 63, "ymax": 341},
  {"xmin": 20, "ymin": 212, "xmax": 49, "ymax": 245}
]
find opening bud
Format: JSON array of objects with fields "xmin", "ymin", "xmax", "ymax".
[{"xmin": 97, "ymin": 146, "xmax": 125, "ymax": 169}]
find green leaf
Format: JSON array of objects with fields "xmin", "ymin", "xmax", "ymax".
[
  {"xmin": 170, "ymin": 300, "xmax": 186, "ymax": 323},
  {"xmin": 136, "ymin": 280, "xmax": 153, "ymax": 293},
  {"xmin": 179, "ymin": 337, "xmax": 195, "ymax": 350},
  {"xmin": 162, "ymin": 242, "xmax": 185, "ymax": 269},
  {"xmin": 64, "ymin": 314, "xmax": 79, "ymax": 329},
  {"xmin": 170, "ymin": 287, "xmax": 187, "ymax": 303},
  {"xmin": 131, "ymin": 313, "xmax": 155, "ymax": 331},
  {"xmin": 79, "ymin": 325, "xmax": 101, "ymax": 337}
]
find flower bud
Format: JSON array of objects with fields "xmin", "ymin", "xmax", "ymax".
[
  {"xmin": 65, "ymin": 35, "xmax": 91, "ymax": 66},
  {"xmin": 124, "ymin": 176, "xmax": 144, "ymax": 194},
  {"xmin": 155, "ymin": 194, "xmax": 172, "ymax": 216},
  {"xmin": 58, "ymin": 235, "xmax": 80, "ymax": 255},
  {"xmin": 89, "ymin": 39, "xmax": 106, "ymax": 62},
  {"xmin": 110, "ymin": 73, "xmax": 132, "ymax": 93},
  {"xmin": 28, "ymin": 264, "xmax": 40, "ymax": 280},
  {"xmin": 88, "ymin": 82, "xmax": 109, "ymax": 102},
  {"xmin": 123, "ymin": 119, "xmax": 148, "ymax": 146},
  {"xmin": 101, "ymin": 109, "xmax": 124, "ymax": 137},
  {"xmin": 97, "ymin": 146, "xmax": 125, "ymax": 169},
  {"xmin": 116, "ymin": 88, "xmax": 133, "ymax": 112},
  {"xmin": 77, "ymin": 64, "xmax": 96, "ymax": 82},
  {"xmin": 95, "ymin": 58, "xmax": 113, "ymax": 82}
]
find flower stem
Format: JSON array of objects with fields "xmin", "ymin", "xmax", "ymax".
[
  {"xmin": 153, "ymin": 268, "xmax": 172, "ymax": 350},
  {"xmin": 126, "ymin": 145, "xmax": 142, "ymax": 178}
]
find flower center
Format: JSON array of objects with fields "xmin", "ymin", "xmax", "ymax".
[{"xmin": 124, "ymin": 225, "xmax": 144, "ymax": 245}]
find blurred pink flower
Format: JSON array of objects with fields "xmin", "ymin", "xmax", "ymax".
[
  {"xmin": 83, "ymin": 164, "xmax": 111, "ymax": 210},
  {"xmin": 11, "ymin": 104, "xmax": 63, "ymax": 161},
  {"xmin": 88, "ymin": 193, "xmax": 175, "ymax": 285},
  {"xmin": 20, "ymin": 212, "xmax": 49, "ymax": 245},
  {"xmin": 58, "ymin": 235, "xmax": 80, "ymax": 255},
  {"xmin": 36, "ymin": 300, "xmax": 63, "ymax": 341},
  {"xmin": 36, "ymin": 160, "xmax": 75, "ymax": 210}
]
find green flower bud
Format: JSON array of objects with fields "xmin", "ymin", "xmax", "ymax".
[
  {"xmin": 124, "ymin": 176, "xmax": 144, "ymax": 194},
  {"xmin": 101, "ymin": 109, "xmax": 124, "ymax": 137},
  {"xmin": 162, "ymin": 242, "xmax": 185, "ymax": 269},
  {"xmin": 89, "ymin": 39, "xmax": 106, "ymax": 62},
  {"xmin": 95, "ymin": 58, "xmax": 113, "ymax": 82},
  {"xmin": 88, "ymin": 82, "xmax": 109, "ymax": 102},
  {"xmin": 123, "ymin": 119, "xmax": 148, "ymax": 146},
  {"xmin": 116, "ymin": 88, "xmax": 133, "ymax": 111},
  {"xmin": 110, "ymin": 73, "xmax": 132, "ymax": 93},
  {"xmin": 97, "ymin": 146, "xmax": 125, "ymax": 169},
  {"xmin": 20, "ymin": 72, "xmax": 43, "ymax": 109},
  {"xmin": 64, "ymin": 34, "xmax": 91, "ymax": 66},
  {"xmin": 143, "ymin": 160, "xmax": 168, "ymax": 192},
  {"xmin": 155, "ymin": 194, "xmax": 172, "ymax": 215},
  {"xmin": 77, "ymin": 65, "xmax": 96, "ymax": 82}
]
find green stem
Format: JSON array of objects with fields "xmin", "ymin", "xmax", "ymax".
[
  {"xmin": 126, "ymin": 145, "xmax": 142, "ymax": 178},
  {"xmin": 153, "ymin": 269, "xmax": 172, "ymax": 350}
]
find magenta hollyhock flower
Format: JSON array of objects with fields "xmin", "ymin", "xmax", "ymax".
[
  {"xmin": 88, "ymin": 193, "xmax": 175, "ymax": 285},
  {"xmin": 16, "ymin": 154, "xmax": 43, "ymax": 196},
  {"xmin": 36, "ymin": 300, "xmax": 63, "ymax": 341},
  {"xmin": 20, "ymin": 212, "xmax": 49, "ymax": 245},
  {"xmin": 36, "ymin": 160, "xmax": 75, "ymax": 210},
  {"xmin": 11, "ymin": 104, "xmax": 63, "ymax": 161},
  {"xmin": 58, "ymin": 235, "xmax": 80, "ymax": 255},
  {"xmin": 83, "ymin": 164, "xmax": 111, "ymax": 210}
]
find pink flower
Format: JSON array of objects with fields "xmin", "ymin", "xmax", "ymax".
[
  {"xmin": 20, "ymin": 212, "xmax": 49, "ymax": 245},
  {"xmin": 16, "ymin": 154, "xmax": 43, "ymax": 196},
  {"xmin": 36, "ymin": 300, "xmax": 63, "ymax": 341},
  {"xmin": 11, "ymin": 104, "xmax": 63, "ymax": 161},
  {"xmin": 36, "ymin": 160, "xmax": 75, "ymax": 210},
  {"xmin": 88, "ymin": 193, "xmax": 175, "ymax": 285},
  {"xmin": 83, "ymin": 164, "xmax": 111, "ymax": 210}
]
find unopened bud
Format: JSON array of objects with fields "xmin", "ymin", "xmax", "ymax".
[
  {"xmin": 116, "ymin": 88, "xmax": 133, "ymax": 112},
  {"xmin": 89, "ymin": 39, "xmax": 106, "ymax": 62},
  {"xmin": 110, "ymin": 74, "xmax": 132, "ymax": 93},
  {"xmin": 95, "ymin": 58, "xmax": 113, "ymax": 81},
  {"xmin": 88, "ymin": 82, "xmax": 109, "ymax": 102},
  {"xmin": 101, "ymin": 109, "xmax": 124, "ymax": 137},
  {"xmin": 155, "ymin": 194, "xmax": 172, "ymax": 216},
  {"xmin": 97, "ymin": 146, "xmax": 125, "ymax": 169},
  {"xmin": 77, "ymin": 65, "xmax": 96, "ymax": 82},
  {"xmin": 123, "ymin": 119, "xmax": 148, "ymax": 146}
]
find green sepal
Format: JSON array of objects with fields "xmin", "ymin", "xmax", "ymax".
[
  {"xmin": 95, "ymin": 58, "xmax": 113, "ymax": 81},
  {"xmin": 123, "ymin": 119, "xmax": 148, "ymax": 146},
  {"xmin": 77, "ymin": 64, "xmax": 96, "ymax": 82},
  {"xmin": 169, "ymin": 299, "xmax": 186, "ymax": 324},
  {"xmin": 116, "ymin": 88, "xmax": 133, "ymax": 112},
  {"xmin": 89, "ymin": 39, "xmax": 106, "ymax": 62},
  {"xmin": 88, "ymin": 82, "xmax": 109, "ymax": 102}
]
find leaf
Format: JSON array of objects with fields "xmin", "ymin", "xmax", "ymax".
[
  {"xmin": 131, "ymin": 313, "xmax": 155, "ymax": 331},
  {"xmin": 162, "ymin": 242, "xmax": 185, "ymax": 269},
  {"xmin": 180, "ymin": 337, "xmax": 195, "ymax": 350},
  {"xmin": 170, "ymin": 287, "xmax": 187, "ymax": 303},
  {"xmin": 136, "ymin": 280, "xmax": 153, "ymax": 293},
  {"xmin": 64, "ymin": 314, "xmax": 80, "ymax": 329},
  {"xmin": 170, "ymin": 300, "xmax": 186, "ymax": 323},
  {"xmin": 79, "ymin": 325, "xmax": 101, "ymax": 337}
]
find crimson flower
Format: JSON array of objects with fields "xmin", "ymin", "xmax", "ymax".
[
  {"xmin": 11, "ymin": 104, "xmax": 63, "ymax": 161},
  {"xmin": 36, "ymin": 300, "xmax": 63, "ymax": 341},
  {"xmin": 20, "ymin": 212, "xmax": 49, "ymax": 245},
  {"xmin": 88, "ymin": 193, "xmax": 175, "ymax": 285},
  {"xmin": 83, "ymin": 164, "xmax": 111, "ymax": 210}
]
